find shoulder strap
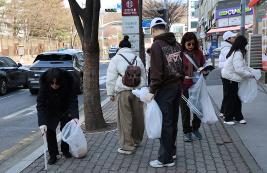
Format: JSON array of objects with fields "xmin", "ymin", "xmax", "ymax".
[
  {"xmin": 131, "ymin": 56, "xmax": 137, "ymax": 65},
  {"xmin": 119, "ymin": 54, "xmax": 137, "ymax": 65},
  {"xmin": 119, "ymin": 54, "xmax": 132, "ymax": 65},
  {"xmin": 183, "ymin": 53, "xmax": 199, "ymax": 69}
]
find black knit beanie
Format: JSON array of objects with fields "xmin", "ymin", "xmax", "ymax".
[{"xmin": 119, "ymin": 35, "xmax": 131, "ymax": 48}]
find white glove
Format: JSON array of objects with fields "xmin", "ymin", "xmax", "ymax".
[
  {"xmin": 39, "ymin": 125, "xmax": 47, "ymax": 135},
  {"xmin": 143, "ymin": 93, "xmax": 154, "ymax": 103}
]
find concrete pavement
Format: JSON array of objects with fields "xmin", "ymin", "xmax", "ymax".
[
  {"xmin": 5, "ymin": 67, "xmax": 267, "ymax": 173},
  {"xmin": 19, "ymin": 93, "xmax": 263, "ymax": 172},
  {"xmin": 208, "ymin": 84, "xmax": 267, "ymax": 173}
]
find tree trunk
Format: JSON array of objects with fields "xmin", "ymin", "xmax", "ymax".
[
  {"xmin": 83, "ymin": 43, "xmax": 106, "ymax": 130},
  {"xmin": 68, "ymin": 0, "xmax": 107, "ymax": 131}
]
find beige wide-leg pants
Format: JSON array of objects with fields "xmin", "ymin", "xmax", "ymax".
[{"xmin": 117, "ymin": 90, "xmax": 144, "ymax": 151}]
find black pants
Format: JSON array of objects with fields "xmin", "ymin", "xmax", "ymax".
[
  {"xmin": 180, "ymin": 90, "xmax": 201, "ymax": 134},
  {"xmin": 46, "ymin": 117, "xmax": 71, "ymax": 158},
  {"xmin": 154, "ymin": 82, "xmax": 180, "ymax": 164},
  {"xmin": 222, "ymin": 78, "xmax": 244, "ymax": 121},
  {"xmin": 220, "ymin": 77, "xmax": 227, "ymax": 114}
]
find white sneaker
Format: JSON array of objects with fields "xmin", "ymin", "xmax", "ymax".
[
  {"xmin": 219, "ymin": 113, "xmax": 224, "ymax": 118},
  {"xmin": 224, "ymin": 121, "xmax": 235, "ymax": 125},
  {"xmin": 239, "ymin": 120, "xmax": 247, "ymax": 124},
  {"xmin": 149, "ymin": 160, "xmax": 175, "ymax": 168},
  {"xmin": 117, "ymin": 148, "xmax": 133, "ymax": 155}
]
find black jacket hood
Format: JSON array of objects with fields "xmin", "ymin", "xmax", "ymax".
[{"xmin": 154, "ymin": 32, "xmax": 177, "ymax": 46}]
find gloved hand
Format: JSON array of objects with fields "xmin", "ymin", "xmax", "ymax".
[
  {"xmin": 39, "ymin": 125, "xmax": 47, "ymax": 135},
  {"xmin": 143, "ymin": 93, "xmax": 154, "ymax": 103}
]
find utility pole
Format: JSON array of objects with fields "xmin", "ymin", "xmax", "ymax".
[
  {"xmin": 163, "ymin": 0, "xmax": 168, "ymax": 25},
  {"xmin": 240, "ymin": 0, "xmax": 246, "ymax": 35},
  {"xmin": 139, "ymin": 0, "xmax": 145, "ymax": 61}
]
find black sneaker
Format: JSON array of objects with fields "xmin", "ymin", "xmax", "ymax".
[
  {"xmin": 63, "ymin": 152, "xmax": 72, "ymax": 158},
  {"xmin": 192, "ymin": 130, "xmax": 202, "ymax": 140},
  {"xmin": 184, "ymin": 133, "xmax": 192, "ymax": 142},
  {"xmin": 48, "ymin": 156, "xmax": 57, "ymax": 165}
]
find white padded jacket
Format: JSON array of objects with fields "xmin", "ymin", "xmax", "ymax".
[
  {"xmin": 221, "ymin": 50, "xmax": 253, "ymax": 82},
  {"xmin": 218, "ymin": 41, "xmax": 232, "ymax": 69},
  {"xmin": 106, "ymin": 48, "xmax": 147, "ymax": 96}
]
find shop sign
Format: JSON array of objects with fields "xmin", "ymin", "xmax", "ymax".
[{"xmin": 216, "ymin": 7, "xmax": 253, "ymax": 19}]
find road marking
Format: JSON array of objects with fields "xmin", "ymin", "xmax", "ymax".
[
  {"xmin": 2, "ymin": 105, "xmax": 36, "ymax": 120},
  {"xmin": 0, "ymin": 90, "xmax": 27, "ymax": 101}
]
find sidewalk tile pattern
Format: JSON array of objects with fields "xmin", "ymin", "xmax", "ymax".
[{"xmin": 21, "ymin": 101, "xmax": 251, "ymax": 173}]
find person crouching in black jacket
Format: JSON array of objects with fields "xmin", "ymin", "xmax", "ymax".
[{"xmin": 37, "ymin": 68, "xmax": 79, "ymax": 165}]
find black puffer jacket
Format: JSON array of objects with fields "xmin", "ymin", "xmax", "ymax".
[{"xmin": 37, "ymin": 68, "xmax": 79, "ymax": 130}]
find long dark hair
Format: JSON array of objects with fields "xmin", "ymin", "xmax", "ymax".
[
  {"xmin": 226, "ymin": 35, "xmax": 247, "ymax": 59},
  {"xmin": 181, "ymin": 32, "xmax": 199, "ymax": 52}
]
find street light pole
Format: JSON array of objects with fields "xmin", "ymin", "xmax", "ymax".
[{"xmin": 240, "ymin": 0, "xmax": 246, "ymax": 35}]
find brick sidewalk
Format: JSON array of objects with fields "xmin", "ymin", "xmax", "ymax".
[{"xmin": 21, "ymin": 101, "xmax": 252, "ymax": 173}]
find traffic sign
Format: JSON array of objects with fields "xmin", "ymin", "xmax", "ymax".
[
  {"xmin": 142, "ymin": 19, "xmax": 152, "ymax": 28},
  {"xmin": 105, "ymin": 8, "xmax": 117, "ymax": 12}
]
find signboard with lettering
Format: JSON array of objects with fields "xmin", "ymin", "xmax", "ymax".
[
  {"xmin": 122, "ymin": 16, "xmax": 139, "ymax": 34},
  {"xmin": 128, "ymin": 34, "xmax": 140, "ymax": 51},
  {"xmin": 216, "ymin": 7, "xmax": 253, "ymax": 19},
  {"xmin": 122, "ymin": 0, "xmax": 138, "ymax": 16}
]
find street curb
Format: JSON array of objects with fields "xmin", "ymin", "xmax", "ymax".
[
  {"xmin": 210, "ymin": 89, "xmax": 264, "ymax": 173},
  {"xmin": 5, "ymin": 98, "xmax": 110, "ymax": 173}
]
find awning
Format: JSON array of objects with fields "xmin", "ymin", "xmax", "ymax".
[
  {"xmin": 207, "ymin": 24, "xmax": 253, "ymax": 34},
  {"xmin": 248, "ymin": 0, "xmax": 260, "ymax": 8}
]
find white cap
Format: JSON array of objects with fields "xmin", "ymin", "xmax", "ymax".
[
  {"xmin": 150, "ymin": 17, "xmax": 167, "ymax": 29},
  {"xmin": 223, "ymin": 31, "xmax": 237, "ymax": 41}
]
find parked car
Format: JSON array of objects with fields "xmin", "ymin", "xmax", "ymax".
[
  {"xmin": 0, "ymin": 56, "xmax": 29, "ymax": 95},
  {"xmin": 28, "ymin": 49, "xmax": 84, "ymax": 95},
  {"xmin": 108, "ymin": 47, "xmax": 118, "ymax": 59}
]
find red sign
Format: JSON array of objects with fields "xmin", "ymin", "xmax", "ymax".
[{"xmin": 122, "ymin": 0, "xmax": 138, "ymax": 16}]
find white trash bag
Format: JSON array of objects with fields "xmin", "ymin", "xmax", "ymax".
[
  {"xmin": 238, "ymin": 79, "xmax": 258, "ymax": 103},
  {"xmin": 187, "ymin": 74, "xmax": 218, "ymax": 124},
  {"xmin": 145, "ymin": 100, "xmax": 162, "ymax": 139},
  {"xmin": 199, "ymin": 77, "xmax": 218, "ymax": 124},
  {"xmin": 61, "ymin": 119, "xmax": 87, "ymax": 158},
  {"xmin": 132, "ymin": 87, "xmax": 162, "ymax": 139},
  {"xmin": 238, "ymin": 69, "xmax": 261, "ymax": 103},
  {"xmin": 187, "ymin": 75, "xmax": 204, "ymax": 119}
]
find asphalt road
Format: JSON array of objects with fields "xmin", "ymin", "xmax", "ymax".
[{"xmin": 0, "ymin": 63, "xmax": 109, "ymax": 158}]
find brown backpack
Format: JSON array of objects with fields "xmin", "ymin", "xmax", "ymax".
[{"xmin": 119, "ymin": 54, "xmax": 141, "ymax": 87}]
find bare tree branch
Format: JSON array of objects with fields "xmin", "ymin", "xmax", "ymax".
[
  {"xmin": 143, "ymin": 0, "xmax": 187, "ymax": 26},
  {"xmin": 68, "ymin": 0, "xmax": 84, "ymax": 43}
]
